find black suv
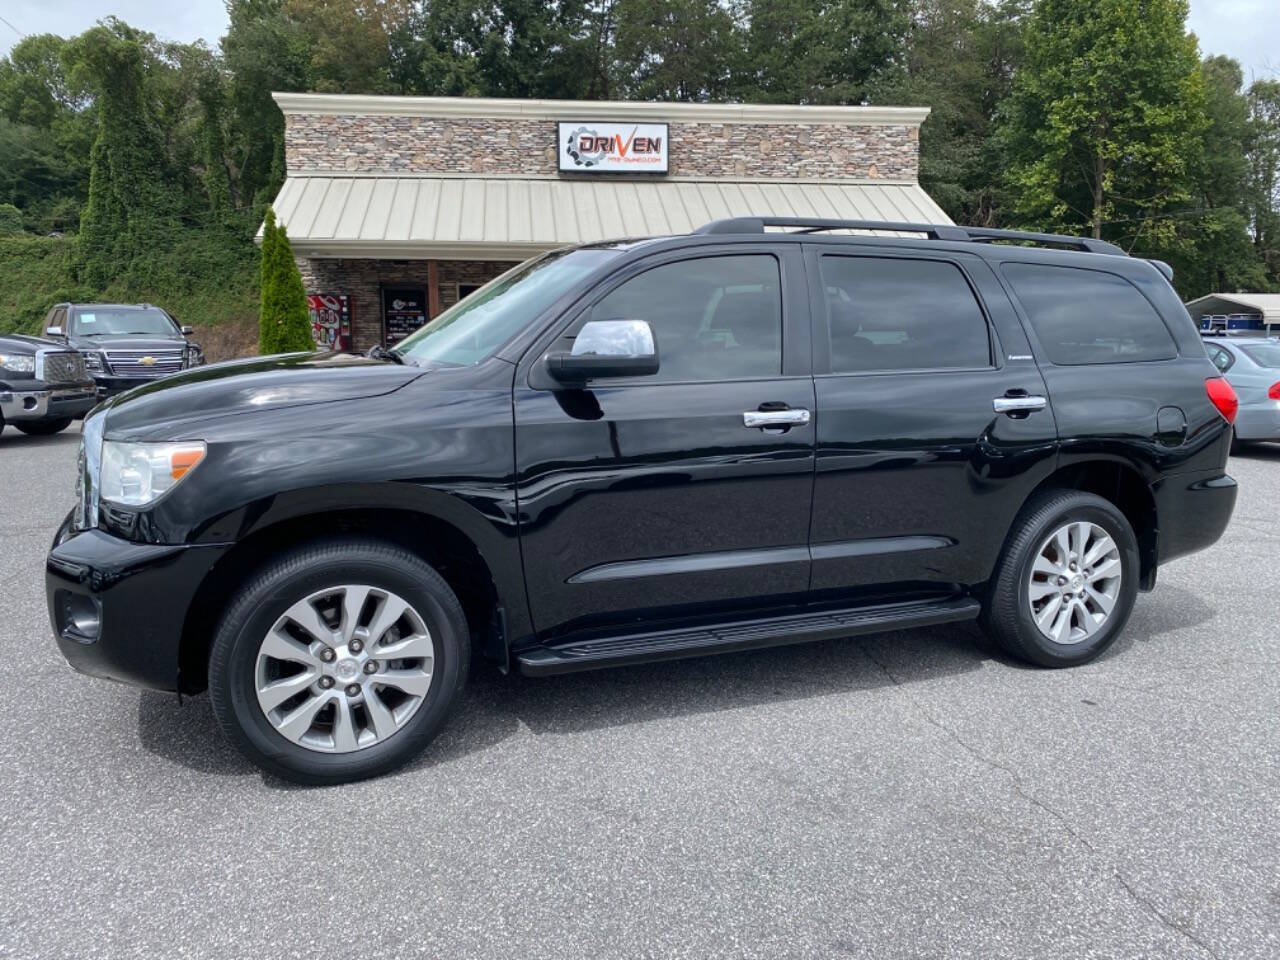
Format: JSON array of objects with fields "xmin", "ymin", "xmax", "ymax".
[
  {"xmin": 0, "ymin": 332, "xmax": 96, "ymax": 436},
  {"xmin": 46, "ymin": 218, "xmax": 1238, "ymax": 784},
  {"xmin": 42, "ymin": 302, "xmax": 205, "ymax": 397}
]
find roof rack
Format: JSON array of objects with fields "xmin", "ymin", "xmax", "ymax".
[{"xmin": 693, "ymin": 217, "xmax": 1127, "ymax": 257}]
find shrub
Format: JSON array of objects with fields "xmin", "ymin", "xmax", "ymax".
[{"xmin": 258, "ymin": 207, "xmax": 313, "ymax": 354}]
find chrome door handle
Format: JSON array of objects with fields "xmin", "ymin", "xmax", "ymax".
[
  {"xmin": 744, "ymin": 408, "xmax": 811, "ymax": 428},
  {"xmin": 992, "ymin": 395, "xmax": 1047, "ymax": 414}
]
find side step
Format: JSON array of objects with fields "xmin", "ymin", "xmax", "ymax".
[{"xmin": 516, "ymin": 596, "xmax": 981, "ymax": 677}]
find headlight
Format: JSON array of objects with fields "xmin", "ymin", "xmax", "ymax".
[
  {"xmin": 0, "ymin": 354, "xmax": 36, "ymax": 373},
  {"xmin": 185, "ymin": 344, "xmax": 204, "ymax": 368},
  {"xmin": 100, "ymin": 440, "xmax": 207, "ymax": 507},
  {"xmin": 83, "ymin": 351, "xmax": 104, "ymax": 372}
]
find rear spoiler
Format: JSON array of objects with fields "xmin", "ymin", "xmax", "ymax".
[{"xmin": 1146, "ymin": 259, "xmax": 1174, "ymax": 282}]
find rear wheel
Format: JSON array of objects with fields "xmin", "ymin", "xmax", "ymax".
[
  {"xmin": 209, "ymin": 538, "xmax": 470, "ymax": 784},
  {"xmin": 15, "ymin": 418, "xmax": 72, "ymax": 436},
  {"xmin": 982, "ymin": 490, "xmax": 1138, "ymax": 667}
]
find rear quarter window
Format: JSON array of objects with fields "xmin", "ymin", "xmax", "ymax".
[{"xmin": 1003, "ymin": 263, "xmax": 1177, "ymax": 365}]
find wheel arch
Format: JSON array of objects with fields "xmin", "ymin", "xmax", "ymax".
[
  {"xmin": 1018, "ymin": 458, "xmax": 1158, "ymax": 590},
  {"xmin": 178, "ymin": 498, "xmax": 525, "ymax": 694}
]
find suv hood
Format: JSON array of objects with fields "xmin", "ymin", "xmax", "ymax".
[
  {"xmin": 101, "ymin": 351, "xmax": 427, "ymax": 436},
  {"xmin": 70, "ymin": 334, "xmax": 185, "ymax": 352},
  {"xmin": 0, "ymin": 333, "xmax": 68, "ymax": 355}
]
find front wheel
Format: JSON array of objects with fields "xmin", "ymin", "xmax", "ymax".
[
  {"xmin": 15, "ymin": 417, "xmax": 72, "ymax": 435},
  {"xmin": 209, "ymin": 538, "xmax": 470, "ymax": 784},
  {"xmin": 982, "ymin": 490, "xmax": 1139, "ymax": 668}
]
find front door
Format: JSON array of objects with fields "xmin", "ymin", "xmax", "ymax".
[
  {"xmin": 804, "ymin": 243, "xmax": 1059, "ymax": 601},
  {"xmin": 514, "ymin": 247, "xmax": 815, "ymax": 642}
]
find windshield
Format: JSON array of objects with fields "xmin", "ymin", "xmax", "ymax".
[
  {"xmin": 71, "ymin": 308, "xmax": 178, "ymax": 337},
  {"xmin": 1240, "ymin": 342, "xmax": 1280, "ymax": 368},
  {"xmin": 392, "ymin": 248, "xmax": 621, "ymax": 366}
]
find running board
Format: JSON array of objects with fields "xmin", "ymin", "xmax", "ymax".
[{"xmin": 516, "ymin": 596, "xmax": 981, "ymax": 677}]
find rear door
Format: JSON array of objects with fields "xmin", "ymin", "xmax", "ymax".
[
  {"xmin": 514, "ymin": 245, "xmax": 816, "ymax": 641},
  {"xmin": 804, "ymin": 243, "xmax": 1058, "ymax": 600}
]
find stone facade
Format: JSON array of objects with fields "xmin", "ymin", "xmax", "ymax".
[
  {"xmin": 298, "ymin": 257, "xmax": 514, "ymax": 350},
  {"xmin": 285, "ymin": 114, "xmax": 919, "ymax": 182},
  {"xmin": 283, "ymin": 97, "xmax": 928, "ymax": 350}
]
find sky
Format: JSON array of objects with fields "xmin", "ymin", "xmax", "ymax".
[{"xmin": 1, "ymin": 0, "xmax": 1276, "ymax": 85}]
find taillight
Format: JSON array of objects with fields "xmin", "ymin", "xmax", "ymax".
[
  {"xmin": 1205, "ymin": 377, "xmax": 1238, "ymax": 423},
  {"xmin": 1269, "ymin": 382, "xmax": 1280, "ymax": 401}
]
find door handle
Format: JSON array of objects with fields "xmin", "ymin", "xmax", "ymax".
[
  {"xmin": 992, "ymin": 395, "xmax": 1047, "ymax": 414},
  {"xmin": 744, "ymin": 408, "xmax": 811, "ymax": 428}
]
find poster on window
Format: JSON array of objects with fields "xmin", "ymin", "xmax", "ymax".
[
  {"xmin": 382, "ymin": 287, "xmax": 427, "ymax": 345},
  {"xmin": 307, "ymin": 294, "xmax": 352, "ymax": 352}
]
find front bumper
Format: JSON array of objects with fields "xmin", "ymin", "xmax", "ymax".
[
  {"xmin": 91, "ymin": 374, "xmax": 170, "ymax": 399},
  {"xmin": 0, "ymin": 381, "xmax": 97, "ymax": 422},
  {"xmin": 1152, "ymin": 470, "xmax": 1238, "ymax": 566},
  {"xmin": 46, "ymin": 516, "xmax": 230, "ymax": 692}
]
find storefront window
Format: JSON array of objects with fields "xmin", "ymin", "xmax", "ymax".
[{"xmin": 393, "ymin": 248, "xmax": 621, "ymax": 366}]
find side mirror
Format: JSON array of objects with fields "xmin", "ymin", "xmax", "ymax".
[
  {"xmin": 180, "ymin": 325, "xmax": 194, "ymax": 336},
  {"xmin": 45, "ymin": 326, "xmax": 63, "ymax": 337},
  {"xmin": 546, "ymin": 319, "xmax": 659, "ymax": 384}
]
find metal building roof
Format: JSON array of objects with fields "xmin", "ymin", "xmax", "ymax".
[
  {"xmin": 270, "ymin": 175, "xmax": 953, "ymax": 260},
  {"xmin": 1184, "ymin": 293, "xmax": 1280, "ymax": 324}
]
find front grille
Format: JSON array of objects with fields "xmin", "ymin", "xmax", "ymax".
[
  {"xmin": 103, "ymin": 349, "xmax": 185, "ymax": 377},
  {"xmin": 38, "ymin": 350, "xmax": 87, "ymax": 384}
]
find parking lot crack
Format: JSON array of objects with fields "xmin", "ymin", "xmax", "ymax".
[{"xmin": 858, "ymin": 642, "xmax": 1224, "ymax": 960}]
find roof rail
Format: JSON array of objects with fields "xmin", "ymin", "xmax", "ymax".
[{"xmin": 693, "ymin": 217, "xmax": 1127, "ymax": 256}]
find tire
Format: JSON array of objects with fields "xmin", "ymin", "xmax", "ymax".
[
  {"xmin": 981, "ymin": 490, "xmax": 1139, "ymax": 668},
  {"xmin": 15, "ymin": 417, "xmax": 72, "ymax": 436},
  {"xmin": 209, "ymin": 538, "xmax": 470, "ymax": 785}
]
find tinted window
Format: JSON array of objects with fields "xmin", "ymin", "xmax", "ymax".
[
  {"xmin": 1004, "ymin": 263, "xmax": 1177, "ymax": 365},
  {"xmin": 819, "ymin": 256, "xmax": 991, "ymax": 373},
  {"xmin": 1206, "ymin": 344, "xmax": 1235, "ymax": 372},
  {"xmin": 1240, "ymin": 343, "xmax": 1280, "ymax": 368},
  {"xmin": 586, "ymin": 255, "xmax": 781, "ymax": 382}
]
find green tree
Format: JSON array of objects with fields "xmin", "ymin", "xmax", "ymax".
[
  {"xmin": 885, "ymin": 0, "xmax": 1028, "ymax": 225},
  {"xmin": 613, "ymin": 0, "xmax": 740, "ymax": 101},
  {"xmin": 0, "ymin": 203, "xmax": 24, "ymax": 235},
  {"xmin": 258, "ymin": 207, "xmax": 313, "ymax": 353},
  {"xmin": 63, "ymin": 21, "xmax": 184, "ymax": 287},
  {"xmin": 737, "ymin": 0, "xmax": 908, "ymax": 105},
  {"xmin": 1247, "ymin": 79, "xmax": 1280, "ymax": 286},
  {"xmin": 1001, "ymin": 0, "xmax": 1206, "ymax": 247}
]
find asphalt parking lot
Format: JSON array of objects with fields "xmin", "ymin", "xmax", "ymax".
[{"xmin": 1, "ymin": 425, "xmax": 1277, "ymax": 960}]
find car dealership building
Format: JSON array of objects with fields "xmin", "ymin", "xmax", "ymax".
[{"xmin": 269, "ymin": 92, "xmax": 948, "ymax": 352}]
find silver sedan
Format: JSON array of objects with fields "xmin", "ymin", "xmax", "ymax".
[{"xmin": 1203, "ymin": 336, "xmax": 1280, "ymax": 444}]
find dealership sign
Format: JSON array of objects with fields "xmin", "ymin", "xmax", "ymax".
[{"xmin": 559, "ymin": 122, "xmax": 669, "ymax": 173}]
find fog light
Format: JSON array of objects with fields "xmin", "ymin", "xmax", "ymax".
[
  {"xmin": 56, "ymin": 591, "xmax": 101, "ymax": 643},
  {"xmin": 23, "ymin": 396, "xmax": 38, "ymax": 411}
]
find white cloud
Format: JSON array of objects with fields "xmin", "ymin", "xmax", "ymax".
[{"xmin": 1187, "ymin": 0, "xmax": 1277, "ymax": 82}]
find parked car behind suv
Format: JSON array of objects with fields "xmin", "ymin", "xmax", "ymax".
[
  {"xmin": 1202, "ymin": 336, "xmax": 1280, "ymax": 447},
  {"xmin": 0, "ymin": 332, "xmax": 96, "ymax": 436},
  {"xmin": 46, "ymin": 218, "xmax": 1238, "ymax": 784},
  {"xmin": 42, "ymin": 302, "xmax": 204, "ymax": 398}
]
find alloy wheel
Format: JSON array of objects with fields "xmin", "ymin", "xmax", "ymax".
[
  {"xmin": 254, "ymin": 585, "xmax": 434, "ymax": 753},
  {"xmin": 1026, "ymin": 521, "xmax": 1122, "ymax": 645}
]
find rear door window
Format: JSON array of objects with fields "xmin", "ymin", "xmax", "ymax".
[
  {"xmin": 1206, "ymin": 344, "xmax": 1235, "ymax": 373},
  {"xmin": 818, "ymin": 256, "xmax": 992, "ymax": 373},
  {"xmin": 1003, "ymin": 263, "xmax": 1177, "ymax": 365}
]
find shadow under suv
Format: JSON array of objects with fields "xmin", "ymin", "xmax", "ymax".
[
  {"xmin": 46, "ymin": 217, "xmax": 1238, "ymax": 784},
  {"xmin": 42, "ymin": 302, "xmax": 205, "ymax": 397}
]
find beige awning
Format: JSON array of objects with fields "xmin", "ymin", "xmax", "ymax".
[{"xmin": 269, "ymin": 175, "xmax": 953, "ymax": 260}]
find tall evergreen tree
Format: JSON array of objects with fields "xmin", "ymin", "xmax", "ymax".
[{"xmin": 258, "ymin": 207, "xmax": 314, "ymax": 354}]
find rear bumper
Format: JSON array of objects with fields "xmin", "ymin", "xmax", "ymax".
[
  {"xmin": 46, "ymin": 517, "xmax": 230, "ymax": 692},
  {"xmin": 1153, "ymin": 471, "xmax": 1237, "ymax": 566},
  {"xmin": 0, "ymin": 381, "xmax": 97, "ymax": 422},
  {"xmin": 1233, "ymin": 402, "xmax": 1280, "ymax": 441}
]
